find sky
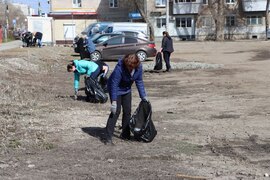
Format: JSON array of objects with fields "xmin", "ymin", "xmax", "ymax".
[{"xmin": 11, "ymin": 0, "xmax": 50, "ymax": 14}]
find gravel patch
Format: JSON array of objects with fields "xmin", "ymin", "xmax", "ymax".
[{"xmin": 143, "ymin": 61, "xmax": 224, "ymax": 71}]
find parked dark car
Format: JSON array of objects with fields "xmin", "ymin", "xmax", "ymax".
[
  {"xmin": 90, "ymin": 35, "xmax": 157, "ymax": 61},
  {"xmin": 73, "ymin": 33, "xmax": 122, "ymax": 53}
]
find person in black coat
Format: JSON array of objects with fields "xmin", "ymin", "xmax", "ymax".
[
  {"xmin": 33, "ymin": 32, "xmax": 43, "ymax": 48},
  {"xmin": 161, "ymin": 31, "xmax": 174, "ymax": 72}
]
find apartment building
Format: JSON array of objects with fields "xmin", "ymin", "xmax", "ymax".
[
  {"xmin": 48, "ymin": 0, "xmax": 137, "ymax": 44},
  {"xmin": 48, "ymin": 0, "xmax": 269, "ymax": 43},
  {"xmin": 146, "ymin": 0, "xmax": 270, "ymax": 40}
]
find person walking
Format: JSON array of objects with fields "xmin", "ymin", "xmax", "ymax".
[
  {"xmin": 103, "ymin": 54, "xmax": 148, "ymax": 145},
  {"xmin": 161, "ymin": 31, "xmax": 174, "ymax": 72},
  {"xmin": 67, "ymin": 60, "xmax": 108, "ymax": 100}
]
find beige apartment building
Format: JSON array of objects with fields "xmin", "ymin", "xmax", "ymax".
[
  {"xmin": 48, "ymin": 0, "xmax": 270, "ymax": 44},
  {"xmin": 48, "ymin": 0, "xmax": 137, "ymax": 44}
]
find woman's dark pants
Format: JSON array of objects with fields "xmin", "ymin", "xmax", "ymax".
[
  {"xmin": 105, "ymin": 92, "xmax": 132, "ymax": 140},
  {"xmin": 163, "ymin": 51, "xmax": 171, "ymax": 71}
]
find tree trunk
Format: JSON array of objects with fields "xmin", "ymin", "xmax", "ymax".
[
  {"xmin": 134, "ymin": 0, "xmax": 155, "ymax": 41},
  {"xmin": 266, "ymin": 0, "xmax": 270, "ymax": 40},
  {"xmin": 216, "ymin": 1, "xmax": 224, "ymax": 41}
]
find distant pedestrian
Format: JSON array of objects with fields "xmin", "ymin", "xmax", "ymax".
[
  {"xmin": 161, "ymin": 31, "xmax": 174, "ymax": 72},
  {"xmin": 33, "ymin": 32, "xmax": 43, "ymax": 48}
]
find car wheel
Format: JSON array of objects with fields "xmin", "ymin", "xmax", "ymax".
[
  {"xmin": 91, "ymin": 51, "xmax": 102, "ymax": 61},
  {"xmin": 136, "ymin": 51, "xmax": 147, "ymax": 61}
]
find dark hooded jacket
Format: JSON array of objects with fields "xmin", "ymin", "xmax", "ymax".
[
  {"xmin": 161, "ymin": 36, "xmax": 174, "ymax": 53},
  {"xmin": 107, "ymin": 59, "xmax": 146, "ymax": 101}
]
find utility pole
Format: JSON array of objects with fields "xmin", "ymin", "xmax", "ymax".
[
  {"xmin": 166, "ymin": 0, "xmax": 169, "ymax": 32},
  {"xmin": 38, "ymin": 1, "xmax": 41, "ymax": 16}
]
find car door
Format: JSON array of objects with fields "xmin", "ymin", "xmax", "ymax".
[
  {"xmin": 100, "ymin": 36, "xmax": 125, "ymax": 59},
  {"xmin": 121, "ymin": 37, "xmax": 138, "ymax": 55}
]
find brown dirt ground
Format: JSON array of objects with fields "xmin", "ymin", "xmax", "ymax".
[{"xmin": 0, "ymin": 40, "xmax": 270, "ymax": 180}]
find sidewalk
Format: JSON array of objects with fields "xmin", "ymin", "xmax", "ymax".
[{"xmin": 0, "ymin": 40, "xmax": 22, "ymax": 52}]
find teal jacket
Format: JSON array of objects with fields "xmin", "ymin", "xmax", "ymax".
[{"xmin": 73, "ymin": 60, "xmax": 99, "ymax": 90}]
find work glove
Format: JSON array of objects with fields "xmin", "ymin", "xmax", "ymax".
[
  {"xmin": 74, "ymin": 89, "xmax": 78, "ymax": 100},
  {"xmin": 110, "ymin": 101, "xmax": 117, "ymax": 114},
  {"xmin": 142, "ymin": 96, "xmax": 149, "ymax": 102}
]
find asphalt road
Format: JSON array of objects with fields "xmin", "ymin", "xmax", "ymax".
[{"xmin": 0, "ymin": 40, "xmax": 23, "ymax": 52}]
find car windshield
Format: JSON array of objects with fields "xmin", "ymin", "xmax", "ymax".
[{"xmin": 91, "ymin": 33, "xmax": 102, "ymax": 41}]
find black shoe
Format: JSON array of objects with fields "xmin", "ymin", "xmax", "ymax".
[
  {"xmin": 103, "ymin": 139, "xmax": 115, "ymax": 146},
  {"xmin": 166, "ymin": 68, "xmax": 171, "ymax": 72},
  {"xmin": 120, "ymin": 134, "xmax": 131, "ymax": 141}
]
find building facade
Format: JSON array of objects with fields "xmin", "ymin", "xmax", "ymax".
[
  {"xmin": 48, "ymin": 0, "xmax": 137, "ymax": 44},
  {"xmin": 48, "ymin": 0, "xmax": 270, "ymax": 44},
  {"xmin": 146, "ymin": 0, "xmax": 270, "ymax": 40}
]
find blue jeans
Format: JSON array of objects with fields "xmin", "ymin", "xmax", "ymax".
[{"xmin": 37, "ymin": 39, "xmax": 42, "ymax": 47}]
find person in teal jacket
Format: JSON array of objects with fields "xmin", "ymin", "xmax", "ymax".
[{"xmin": 67, "ymin": 60, "xmax": 105, "ymax": 100}]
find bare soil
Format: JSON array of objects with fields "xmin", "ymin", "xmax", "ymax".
[{"xmin": 0, "ymin": 40, "xmax": 270, "ymax": 180}]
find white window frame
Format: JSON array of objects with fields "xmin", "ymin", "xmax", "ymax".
[
  {"xmin": 176, "ymin": 17, "xmax": 192, "ymax": 28},
  {"xmin": 174, "ymin": 0, "xmax": 196, "ymax": 3},
  {"xmin": 156, "ymin": 17, "xmax": 166, "ymax": 28},
  {"xmin": 246, "ymin": 16, "xmax": 263, "ymax": 25},
  {"xmin": 225, "ymin": 16, "xmax": 236, "ymax": 27},
  {"xmin": 201, "ymin": 16, "xmax": 212, "ymax": 27},
  {"xmin": 109, "ymin": 0, "xmax": 118, "ymax": 8},
  {"xmin": 63, "ymin": 23, "xmax": 76, "ymax": 40},
  {"xmin": 202, "ymin": 0, "xmax": 208, "ymax": 5},
  {"xmin": 156, "ymin": 0, "xmax": 166, "ymax": 7},
  {"xmin": 226, "ymin": 0, "xmax": 235, "ymax": 4},
  {"xmin": 72, "ymin": 0, "xmax": 81, "ymax": 8}
]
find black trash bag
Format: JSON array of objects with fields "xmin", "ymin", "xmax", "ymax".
[
  {"xmin": 130, "ymin": 101, "xmax": 157, "ymax": 142},
  {"xmin": 154, "ymin": 52, "xmax": 163, "ymax": 70},
  {"xmin": 84, "ymin": 76, "xmax": 108, "ymax": 103},
  {"xmin": 98, "ymin": 76, "xmax": 108, "ymax": 93}
]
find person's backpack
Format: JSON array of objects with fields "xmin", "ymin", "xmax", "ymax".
[
  {"xmin": 84, "ymin": 76, "xmax": 108, "ymax": 103},
  {"xmin": 129, "ymin": 101, "xmax": 157, "ymax": 142},
  {"xmin": 154, "ymin": 52, "xmax": 163, "ymax": 70}
]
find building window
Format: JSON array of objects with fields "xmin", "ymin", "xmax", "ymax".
[
  {"xmin": 246, "ymin": 16, "xmax": 262, "ymax": 25},
  {"xmin": 156, "ymin": 0, "xmax": 166, "ymax": 7},
  {"xmin": 225, "ymin": 16, "xmax": 235, "ymax": 26},
  {"xmin": 202, "ymin": 0, "xmax": 208, "ymax": 5},
  {"xmin": 176, "ymin": 17, "xmax": 192, "ymax": 27},
  {"xmin": 226, "ymin": 0, "xmax": 235, "ymax": 4},
  {"xmin": 174, "ymin": 0, "xmax": 196, "ymax": 3},
  {"xmin": 156, "ymin": 18, "xmax": 166, "ymax": 28},
  {"xmin": 201, "ymin": 16, "xmax": 212, "ymax": 27},
  {"xmin": 72, "ymin": 0, "xmax": 81, "ymax": 8},
  {"xmin": 109, "ymin": 0, "xmax": 118, "ymax": 8}
]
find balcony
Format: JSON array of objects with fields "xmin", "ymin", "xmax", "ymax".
[
  {"xmin": 242, "ymin": 0, "xmax": 269, "ymax": 12},
  {"xmin": 173, "ymin": 2, "xmax": 203, "ymax": 14}
]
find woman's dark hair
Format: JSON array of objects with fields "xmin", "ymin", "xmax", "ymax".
[
  {"xmin": 123, "ymin": 54, "xmax": 140, "ymax": 69},
  {"xmin": 163, "ymin": 31, "xmax": 170, "ymax": 37},
  {"xmin": 67, "ymin": 61, "xmax": 75, "ymax": 72}
]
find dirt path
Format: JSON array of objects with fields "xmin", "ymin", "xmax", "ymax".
[{"xmin": 0, "ymin": 41, "xmax": 270, "ymax": 179}]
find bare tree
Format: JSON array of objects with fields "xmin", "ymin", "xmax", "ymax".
[
  {"xmin": 134, "ymin": 0, "xmax": 155, "ymax": 41},
  {"xmin": 266, "ymin": 0, "xmax": 270, "ymax": 40},
  {"xmin": 208, "ymin": 0, "xmax": 225, "ymax": 41},
  {"xmin": 0, "ymin": 2, "xmax": 26, "ymax": 30}
]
